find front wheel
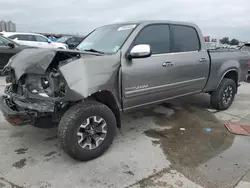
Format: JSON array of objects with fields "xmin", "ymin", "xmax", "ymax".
[
  {"xmin": 210, "ymin": 78, "xmax": 236, "ymax": 110},
  {"xmin": 58, "ymin": 101, "xmax": 117, "ymax": 161}
]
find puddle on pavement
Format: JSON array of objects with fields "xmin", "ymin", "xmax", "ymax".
[
  {"xmin": 144, "ymin": 104, "xmax": 234, "ymax": 166},
  {"xmin": 142, "ymin": 103, "xmax": 247, "ymax": 187},
  {"xmin": 12, "ymin": 158, "xmax": 27, "ymax": 169},
  {"xmin": 14, "ymin": 148, "xmax": 28, "ymax": 155}
]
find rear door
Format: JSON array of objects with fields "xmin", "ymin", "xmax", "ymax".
[{"xmin": 166, "ymin": 24, "xmax": 210, "ymax": 94}]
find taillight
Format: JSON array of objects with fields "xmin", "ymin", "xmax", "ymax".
[{"xmin": 248, "ymin": 60, "xmax": 250, "ymax": 68}]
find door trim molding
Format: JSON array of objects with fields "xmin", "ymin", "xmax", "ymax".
[
  {"xmin": 125, "ymin": 77, "xmax": 205, "ymax": 97},
  {"xmin": 123, "ymin": 90, "xmax": 201, "ymax": 111}
]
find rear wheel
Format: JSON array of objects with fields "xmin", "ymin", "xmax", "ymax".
[
  {"xmin": 210, "ymin": 78, "xmax": 236, "ymax": 110},
  {"xmin": 58, "ymin": 101, "xmax": 117, "ymax": 161}
]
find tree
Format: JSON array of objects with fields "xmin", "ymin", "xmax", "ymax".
[
  {"xmin": 220, "ymin": 37, "xmax": 230, "ymax": 44},
  {"xmin": 230, "ymin": 39, "xmax": 239, "ymax": 45}
]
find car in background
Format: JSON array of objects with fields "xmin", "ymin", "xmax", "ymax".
[
  {"xmin": 206, "ymin": 42, "xmax": 218, "ymax": 50},
  {"xmin": 0, "ymin": 35, "xmax": 35, "ymax": 70},
  {"xmin": 0, "ymin": 32, "xmax": 68, "ymax": 49},
  {"xmin": 205, "ymin": 42, "xmax": 222, "ymax": 50},
  {"xmin": 57, "ymin": 35, "xmax": 85, "ymax": 49}
]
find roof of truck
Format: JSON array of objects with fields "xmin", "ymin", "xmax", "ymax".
[{"xmin": 105, "ymin": 20, "xmax": 198, "ymax": 27}]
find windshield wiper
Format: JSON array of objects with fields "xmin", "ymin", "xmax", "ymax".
[{"xmin": 84, "ymin": 48, "xmax": 105, "ymax": 54}]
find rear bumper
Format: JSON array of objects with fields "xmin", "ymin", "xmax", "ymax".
[{"xmin": 0, "ymin": 95, "xmax": 32, "ymax": 125}]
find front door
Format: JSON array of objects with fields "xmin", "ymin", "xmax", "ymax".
[{"xmin": 122, "ymin": 24, "xmax": 174, "ymax": 110}]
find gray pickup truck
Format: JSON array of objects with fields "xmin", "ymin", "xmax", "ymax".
[{"xmin": 1, "ymin": 20, "xmax": 249, "ymax": 161}]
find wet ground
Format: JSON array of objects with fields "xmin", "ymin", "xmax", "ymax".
[{"xmin": 0, "ymin": 78, "xmax": 250, "ymax": 188}]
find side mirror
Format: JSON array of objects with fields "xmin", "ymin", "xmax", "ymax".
[
  {"xmin": 48, "ymin": 39, "xmax": 52, "ymax": 43},
  {"xmin": 128, "ymin": 44, "xmax": 151, "ymax": 59},
  {"xmin": 7, "ymin": 43, "xmax": 15, "ymax": 49}
]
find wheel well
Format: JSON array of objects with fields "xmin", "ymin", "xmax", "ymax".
[
  {"xmin": 224, "ymin": 70, "xmax": 238, "ymax": 85},
  {"xmin": 91, "ymin": 91, "xmax": 121, "ymax": 128},
  {"xmin": 223, "ymin": 70, "xmax": 238, "ymax": 92}
]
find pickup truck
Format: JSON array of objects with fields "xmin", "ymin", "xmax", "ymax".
[{"xmin": 1, "ymin": 20, "xmax": 249, "ymax": 161}]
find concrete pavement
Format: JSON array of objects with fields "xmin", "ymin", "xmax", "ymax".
[{"xmin": 0, "ymin": 77, "xmax": 250, "ymax": 188}]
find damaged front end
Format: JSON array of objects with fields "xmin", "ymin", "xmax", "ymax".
[
  {"xmin": 0, "ymin": 48, "xmax": 120, "ymax": 127},
  {"xmin": 0, "ymin": 48, "xmax": 81, "ymax": 126}
]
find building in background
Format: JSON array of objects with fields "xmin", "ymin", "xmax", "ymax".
[
  {"xmin": 0, "ymin": 20, "xmax": 16, "ymax": 32},
  {"xmin": 0, "ymin": 21, "xmax": 6, "ymax": 31},
  {"xmin": 6, "ymin": 21, "xmax": 16, "ymax": 32}
]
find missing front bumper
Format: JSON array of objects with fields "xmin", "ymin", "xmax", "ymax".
[
  {"xmin": 0, "ymin": 95, "xmax": 32, "ymax": 125},
  {"xmin": 0, "ymin": 95, "xmax": 56, "ymax": 126}
]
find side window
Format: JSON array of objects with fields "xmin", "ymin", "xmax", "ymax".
[
  {"xmin": 35, "ymin": 35, "xmax": 48, "ymax": 42},
  {"xmin": 8, "ymin": 35, "xmax": 19, "ymax": 40},
  {"xmin": 18, "ymin": 35, "xmax": 36, "ymax": 41},
  {"xmin": 0, "ymin": 37, "xmax": 8, "ymax": 46},
  {"xmin": 171, "ymin": 25, "xmax": 200, "ymax": 52},
  {"xmin": 133, "ymin": 24, "xmax": 170, "ymax": 54}
]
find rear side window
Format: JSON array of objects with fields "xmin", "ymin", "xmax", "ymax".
[
  {"xmin": 171, "ymin": 25, "xmax": 200, "ymax": 52},
  {"xmin": 133, "ymin": 24, "xmax": 170, "ymax": 54},
  {"xmin": 16, "ymin": 35, "xmax": 36, "ymax": 41}
]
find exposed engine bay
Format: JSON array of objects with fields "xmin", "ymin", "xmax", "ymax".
[
  {"xmin": 6, "ymin": 67, "xmax": 67, "ymax": 99},
  {"xmin": 2, "ymin": 49, "xmax": 82, "ymax": 123}
]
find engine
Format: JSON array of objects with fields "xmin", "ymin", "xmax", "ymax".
[{"xmin": 5, "ymin": 68, "xmax": 67, "ymax": 100}]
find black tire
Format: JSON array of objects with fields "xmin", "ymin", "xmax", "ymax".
[
  {"xmin": 210, "ymin": 78, "xmax": 236, "ymax": 110},
  {"xmin": 58, "ymin": 101, "xmax": 117, "ymax": 161}
]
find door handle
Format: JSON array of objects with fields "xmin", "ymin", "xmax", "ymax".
[
  {"xmin": 162, "ymin": 62, "xmax": 173, "ymax": 67},
  {"xmin": 199, "ymin": 58, "xmax": 208, "ymax": 62}
]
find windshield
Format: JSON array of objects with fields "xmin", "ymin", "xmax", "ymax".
[
  {"xmin": 57, "ymin": 36, "xmax": 71, "ymax": 43},
  {"xmin": 76, "ymin": 24, "xmax": 137, "ymax": 54}
]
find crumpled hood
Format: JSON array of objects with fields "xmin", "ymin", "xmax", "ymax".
[
  {"xmin": 3, "ymin": 48, "xmax": 98, "ymax": 80},
  {"xmin": 4, "ymin": 48, "xmax": 57, "ymax": 80}
]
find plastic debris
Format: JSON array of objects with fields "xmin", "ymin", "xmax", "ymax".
[
  {"xmin": 204, "ymin": 128, "xmax": 211, "ymax": 132},
  {"xmin": 180, "ymin": 128, "xmax": 185, "ymax": 131}
]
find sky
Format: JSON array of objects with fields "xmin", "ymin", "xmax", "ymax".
[{"xmin": 1, "ymin": 0, "xmax": 250, "ymax": 41}]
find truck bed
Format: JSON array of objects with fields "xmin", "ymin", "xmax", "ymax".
[{"xmin": 204, "ymin": 49, "xmax": 250, "ymax": 92}]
